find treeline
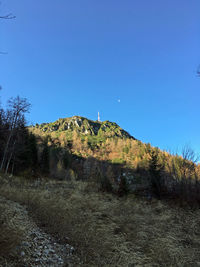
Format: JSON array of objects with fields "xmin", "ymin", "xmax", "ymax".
[
  {"xmin": 148, "ymin": 147, "xmax": 200, "ymax": 206},
  {"xmin": 0, "ymin": 94, "xmax": 73, "ymax": 177},
  {"xmin": 34, "ymin": 130, "xmax": 200, "ymax": 206}
]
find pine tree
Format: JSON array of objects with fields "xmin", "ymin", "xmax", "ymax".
[
  {"xmin": 40, "ymin": 139, "xmax": 50, "ymax": 175},
  {"xmin": 149, "ymin": 150, "xmax": 164, "ymax": 199}
]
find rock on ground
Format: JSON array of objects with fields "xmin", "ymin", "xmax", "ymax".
[{"xmin": 0, "ymin": 196, "xmax": 75, "ymax": 266}]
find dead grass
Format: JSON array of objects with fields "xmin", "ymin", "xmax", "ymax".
[
  {"xmin": 0, "ymin": 200, "xmax": 24, "ymax": 266},
  {"xmin": 0, "ymin": 176, "xmax": 200, "ymax": 266}
]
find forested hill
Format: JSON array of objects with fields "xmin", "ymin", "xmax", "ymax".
[{"xmin": 30, "ymin": 116, "xmax": 135, "ymax": 140}]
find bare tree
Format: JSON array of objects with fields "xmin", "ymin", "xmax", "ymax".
[
  {"xmin": 182, "ymin": 145, "xmax": 198, "ymax": 163},
  {"xmin": 180, "ymin": 145, "xmax": 199, "ymax": 180},
  {"xmin": 0, "ymin": 96, "xmax": 31, "ymax": 172}
]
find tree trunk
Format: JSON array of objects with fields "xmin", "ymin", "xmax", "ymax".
[
  {"xmin": 5, "ymin": 140, "xmax": 16, "ymax": 174},
  {"xmin": 5, "ymin": 150, "xmax": 13, "ymax": 174}
]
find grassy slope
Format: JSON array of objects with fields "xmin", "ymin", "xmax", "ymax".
[{"xmin": 0, "ymin": 176, "xmax": 200, "ymax": 266}]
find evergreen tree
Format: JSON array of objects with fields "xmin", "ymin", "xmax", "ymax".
[
  {"xmin": 149, "ymin": 150, "xmax": 164, "ymax": 199},
  {"xmin": 62, "ymin": 150, "xmax": 71, "ymax": 169},
  {"xmin": 118, "ymin": 176, "xmax": 129, "ymax": 197},
  {"xmin": 28, "ymin": 133, "xmax": 38, "ymax": 169},
  {"xmin": 40, "ymin": 139, "xmax": 50, "ymax": 175}
]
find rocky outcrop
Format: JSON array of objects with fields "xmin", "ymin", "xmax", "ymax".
[{"xmin": 30, "ymin": 116, "xmax": 135, "ymax": 140}]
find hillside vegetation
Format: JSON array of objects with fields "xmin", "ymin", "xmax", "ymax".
[
  {"xmin": 0, "ymin": 102, "xmax": 199, "ymax": 204},
  {"xmin": 1, "ymin": 100, "xmax": 200, "ymax": 265},
  {"xmin": 31, "ymin": 116, "xmax": 134, "ymax": 139},
  {"xmin": 28, "ymin": 116, "xmax": 200, "ymax": 206}
]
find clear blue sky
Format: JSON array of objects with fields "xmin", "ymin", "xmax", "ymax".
[{"xmin": 0, "ymin": 0, "xmax": 200, "ymax": 154}]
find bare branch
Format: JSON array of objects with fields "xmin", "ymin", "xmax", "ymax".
[
  {"xmin": 8, "ymin": 96, "xmax": 31, "ymax": 116},
  {"xmin": 0, "ymin": 10, "xmax": 15, "ymax": 54},
  {"xmin": 182, "ymin": 145, "xmax": 199, "ymax": 163},
  {"xmin": 0, "ymin": 13, "xmax": 15, "ymax": 19}
]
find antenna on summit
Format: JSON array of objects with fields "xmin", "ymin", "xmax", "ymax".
[{"xmin": 98, "ymin": 112, "xmax": 101, "ymax": 122}]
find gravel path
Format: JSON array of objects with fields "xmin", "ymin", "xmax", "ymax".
[{"xmin": 0, "ymin": 196, "xmax": 75, "ymax": 266}]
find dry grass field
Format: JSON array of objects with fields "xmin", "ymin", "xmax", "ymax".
[{"xmin": 0, "ymin": 175, "xmax": 200, "ymax": 266}]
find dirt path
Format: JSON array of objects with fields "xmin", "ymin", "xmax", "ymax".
[{"xmin": 0, "ymin": 196, "xmax": 74, "ymax": 266}]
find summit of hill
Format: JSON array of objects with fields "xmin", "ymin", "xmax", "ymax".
[{"xmin": 30, "ymin": 116, "xmax": 135, "ymax": 140}]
